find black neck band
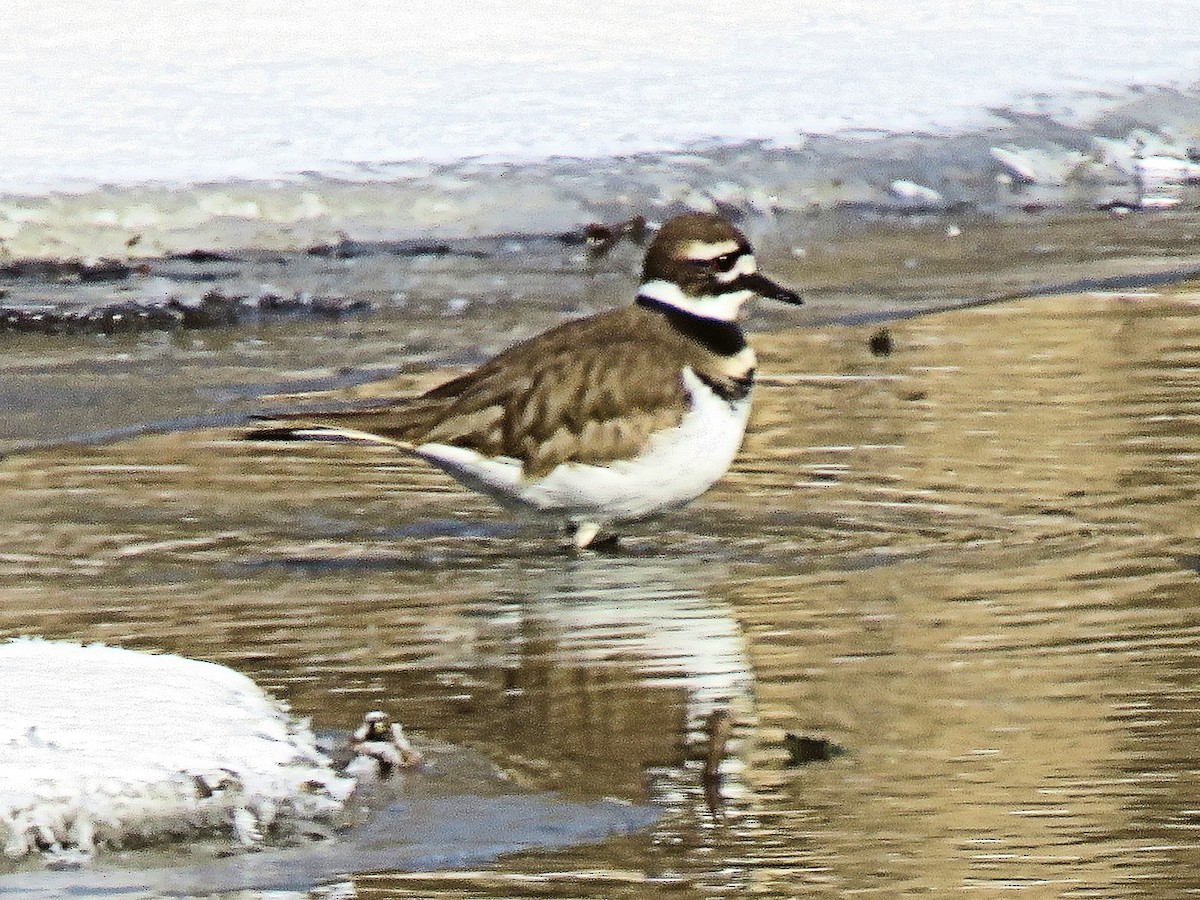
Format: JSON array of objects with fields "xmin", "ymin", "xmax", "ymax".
[{"xmin": 636, "ymin": 296, "xmax": 747, "ymax": 356}]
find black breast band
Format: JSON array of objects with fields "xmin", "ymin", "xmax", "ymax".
[{"xmin": 696, "ymin": 368, "xmax": 755, "ymax": 404}]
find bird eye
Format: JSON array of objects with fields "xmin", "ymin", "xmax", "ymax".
[{"xmin": 712, "ymin": 252, "xmax": 740, "ymax": 273}]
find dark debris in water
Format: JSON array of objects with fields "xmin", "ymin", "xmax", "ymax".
[
  {"xmin": 166, "ymin": 249, "xmax": 240, "ymax": 264},
  {"xmin": 868, "ymin": 328, "xmax": 894, "ymax": 356},
  {"xmin": 0, "ymin": 301, "xmax": 180, "ymax": 335},
  {"xmin": 0, "ymin": 257, "xmax": 136, "ymax": 283},
  {"xmin": 573, "ymin": 215, "xmax": 649, "ymax": 259},
  {"xmin": 0, "ymin": 290, "xmax": 373, "ymax": 336},
  {"xmin": 783, "ymin": 733, "xmax": 848, "ymax": 766}
]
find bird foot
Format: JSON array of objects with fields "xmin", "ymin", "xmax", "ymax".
[{"xmin": 568, "ymin": 522, "xmax": 621, "ymax": 551}]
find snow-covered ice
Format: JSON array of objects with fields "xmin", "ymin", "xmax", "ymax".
[
  {"xmin": 2, "ymin": 2, "xmax": 1200, "ymax": 258},
  {"xmin": 5, "ymin": 0, "xmax": 1200, "ymax": 193},
  {"xmin": 0, "ymin": 640, "xmax": 354, "ymax": 864}
]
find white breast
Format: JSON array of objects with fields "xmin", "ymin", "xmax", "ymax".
[{"xmin": 415, "ymin": 367, "xmax": 751, "ymax": 526}]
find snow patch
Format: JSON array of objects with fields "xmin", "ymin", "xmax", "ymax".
[
  {"xmin": 6, "ymin": 0, "xmax": 1200, "ymax": 195},
  {"xmin": 0, "ymin": 639, "xmax": 354, "ymax": 865}
]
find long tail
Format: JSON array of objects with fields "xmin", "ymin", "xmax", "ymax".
[{"xmin": 244, "ymin": 422, "xmax": 413, "ymax": 449}]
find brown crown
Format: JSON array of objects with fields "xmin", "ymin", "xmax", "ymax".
[{"xmin": 641, "ymin": 213, "xmax": 752, "ymax": 294}]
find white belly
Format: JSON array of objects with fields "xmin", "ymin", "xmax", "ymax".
[{"xmin": 415, "ymin": 367, "xmax": 751, "ymax": 527}]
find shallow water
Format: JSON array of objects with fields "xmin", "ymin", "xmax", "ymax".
[
  {"xmin": 2, "ymin": 274, "xmax": 1200, "ymax": 897},
  {"xmin": 1, "ymin": 280, "xmax": 1199, "ymax": 897}
]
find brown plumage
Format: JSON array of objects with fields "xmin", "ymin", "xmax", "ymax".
[
  {"xmin": 641, "ymin": 214, "xmax": 750, "ymax": 295},
  {"xmin": 257, "ymin": 304, "xmax": 746, "ymax": 479},
  {"xmin": 247, "ymin": 212, "xmax": 803, "ymax": 547}
]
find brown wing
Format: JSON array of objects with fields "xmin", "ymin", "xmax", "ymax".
[{"xmin": 256, "ymin": 307, "xmax": 699, "ymax": 478}]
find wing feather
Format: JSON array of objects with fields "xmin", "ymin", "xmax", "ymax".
[{"xmin": 249, "ymin": 306, "xmax": 700, "ymax": 477}]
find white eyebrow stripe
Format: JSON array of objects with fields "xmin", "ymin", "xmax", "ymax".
[
  {"xmin": 715, "ymin": 252, "xmax": 758, "ymax": 283},
  {"xmin": 681, "ymin": 239, "xmax": 743, "ymax": 260}
]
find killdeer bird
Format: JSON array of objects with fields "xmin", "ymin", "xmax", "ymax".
[{"xmin": 248, "ymin": 213, "xmax": 802, "ymax": 548}]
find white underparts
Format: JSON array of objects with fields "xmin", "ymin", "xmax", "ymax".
[{"xmin": 413, "ymin": 366, "xmax": 751, "ymax": 536}]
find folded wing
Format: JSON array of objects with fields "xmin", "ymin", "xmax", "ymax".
[{"xmin": 248, "ymin": 307, "xmax": 696, "ymax": 479}]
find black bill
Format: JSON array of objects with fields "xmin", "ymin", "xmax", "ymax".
[{"xmin": 738, "ymin": 272, "xmax": 803, "ymax": 305}]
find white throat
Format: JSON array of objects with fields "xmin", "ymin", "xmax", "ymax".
[{"xmin": 637, "ymin": 280, "xmax": 752, "ymax": 322}]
